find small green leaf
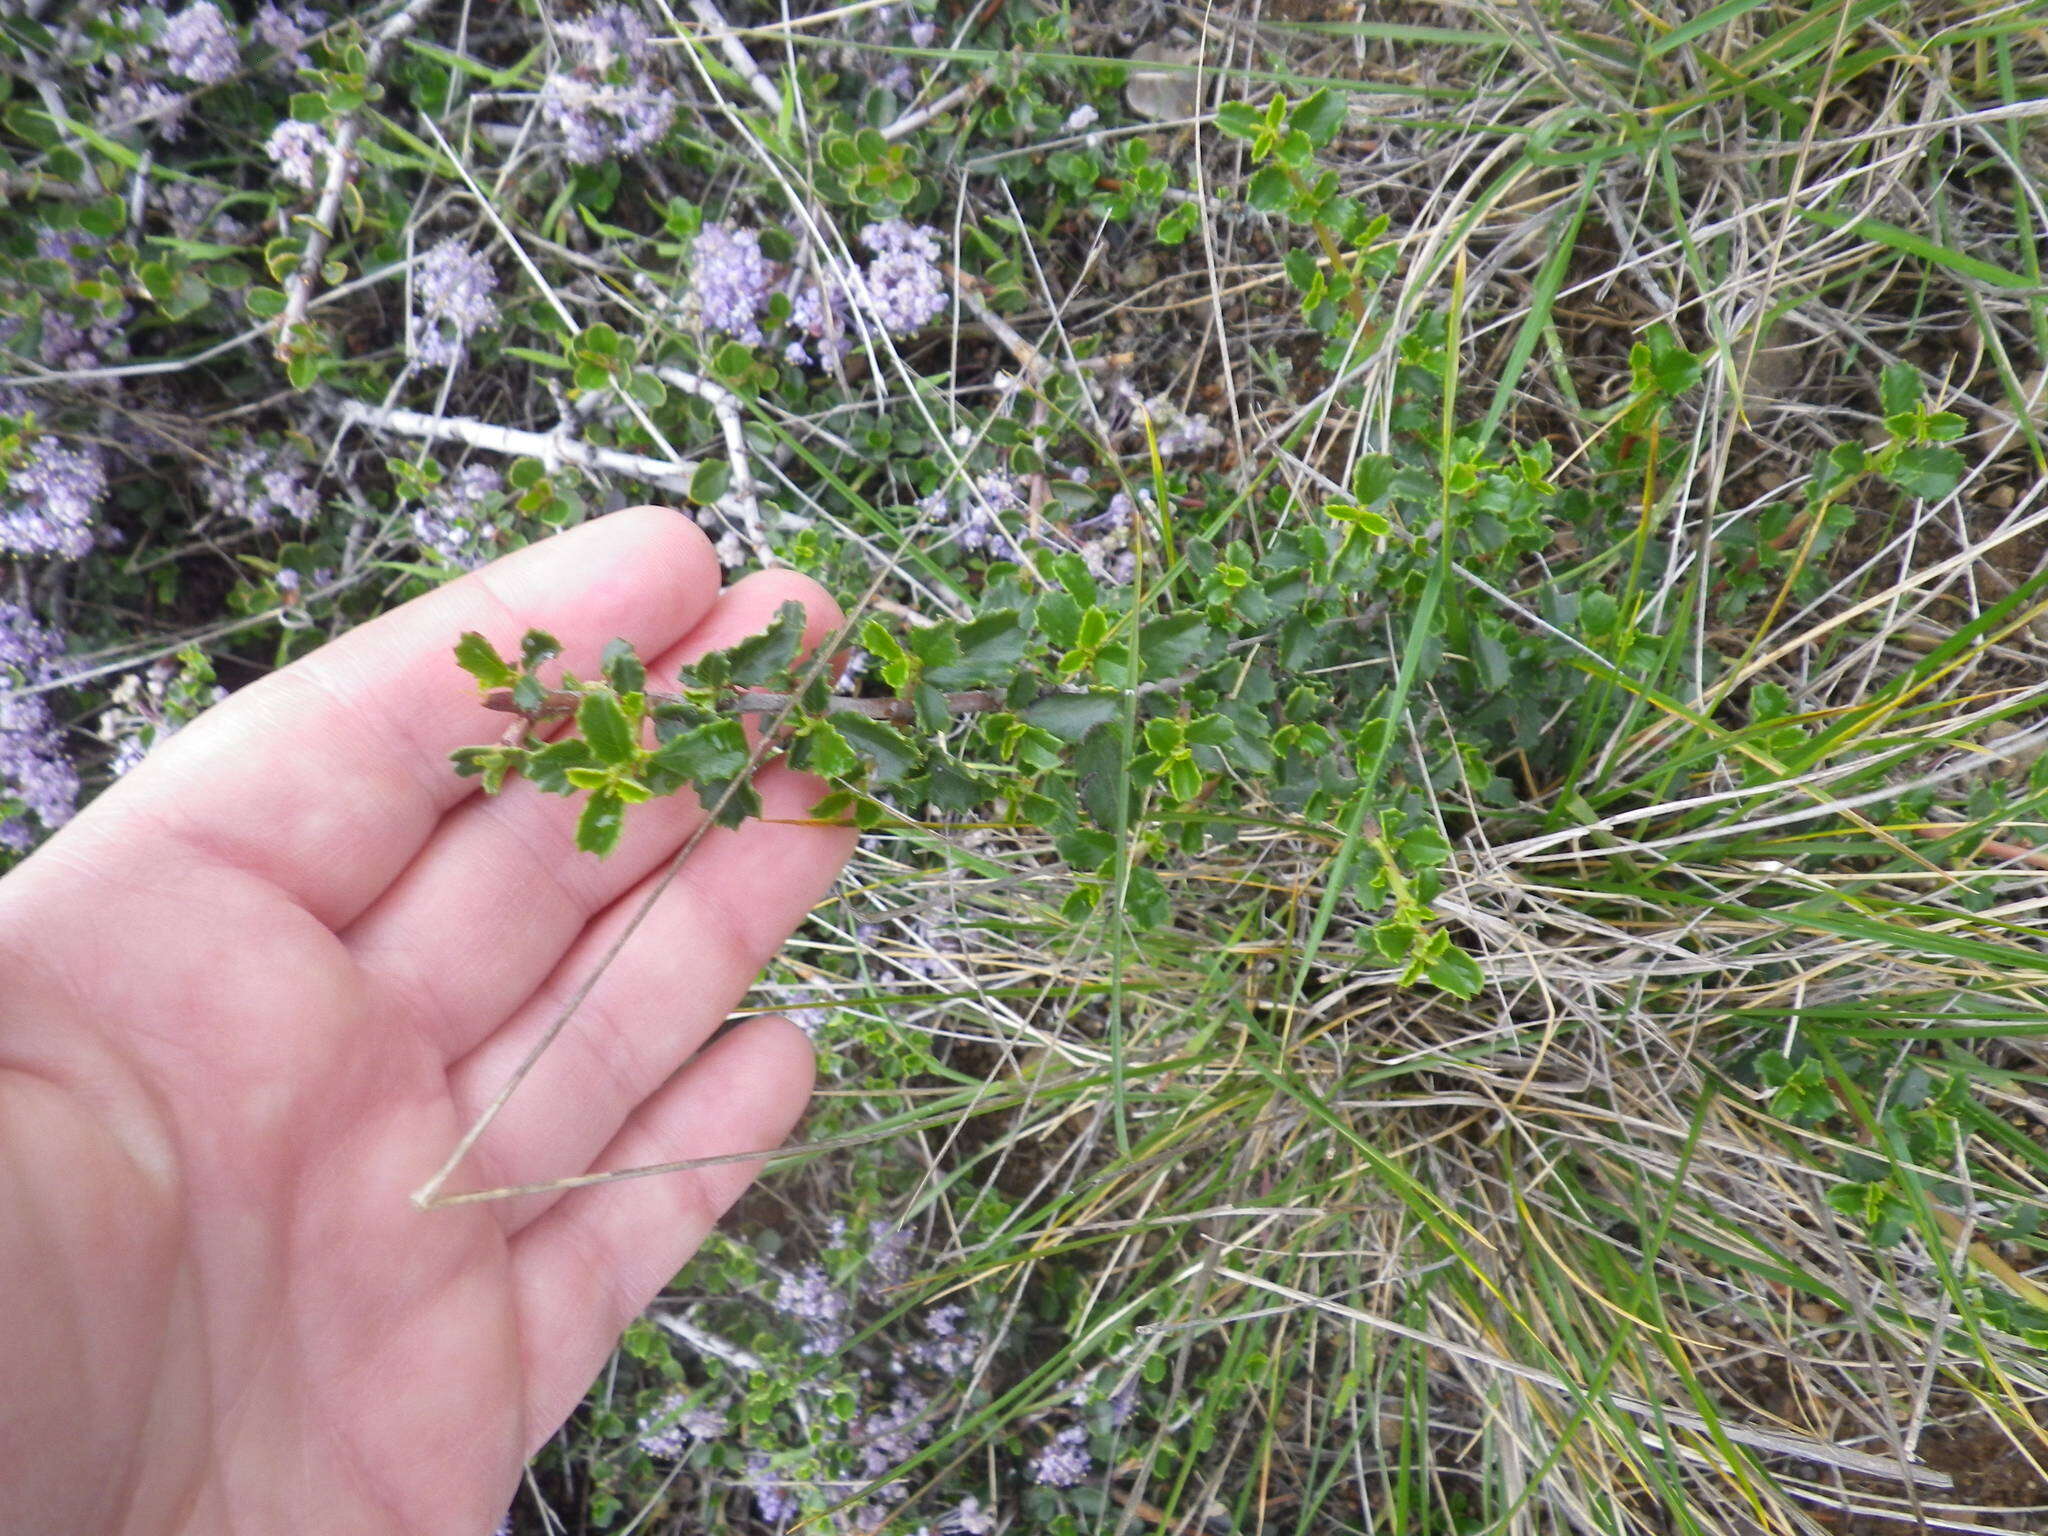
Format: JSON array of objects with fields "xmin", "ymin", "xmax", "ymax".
[
  {"xmin": 578, "ymin": 691, "xmax": 638, "ymax": 766},
  {"xmin": 1023, "ymin": 691, "xmax": 1121, "ymax": 740},
  {"xmin": 1156, "ymin": 203, "xmax": 1198, "ymax": 245},
  {"xmin": 450, "ymin": 744, "xmax": 525, "ymax": 794},
  {"xmin": 1247, "ymin": 165, "xmax": 1292, "ymax": 214},
  {"xmin": 835, "ymin": 713, "xmax": 920, "ymax": 783},
  {"xmin": 1580, "ymin": 590, "xmax": 1619, "ymax": 637},
  {"xmin": 1289, "ymin": 87, "xmax": 1347, "ymax": 148},
  {"xmin": 79, "ymin": 194, "xmax": 126, "ymax": 238},
  {"xmin": 645, "ymin": 718, "xmax": 750, "ymax": 793},
  {"xmin": 577, "ymin": 789, "xmax": 628, "ymax": 856},
  {"xmin": 521, "ymin": 630, "xmax": 563, "ymax": 667},
  {"xmin": 1879, "ymin": 361, "xmax": 1921, "ymax": 419},
  {"xmin": 1138, "ymin": 613, "xmax": 1212, "ymax": 681},
  {"xmin": 797, "ymin": 718, "xmax": 862, "ymax": 779},
  {"xmin": 690, "ymin": 458, "xmax": 731, "ymax": 505},
  {"xmin": 722, "ymin": 600, "xmax": 809, "ymax": 687},
  {"xmin": 1426, "ymin": 943, "xmax": 1483, "ymax": 999},
  {"xmin": 526, "ymin": 737, "xmax": 596, "ymax": 794},
  {"xmin": 601, "ymin": 637, "xmax": 646, "ymax": 695},
  {"xmin": 454, "ymin": 631, "xmax": 516, "ymax": 689},
  {"xmin": 1214, "ymin": 100, "xmax": 1262, "ymax": 140},
  {"xmin": 925, "ymin": 609, "xmax": 1026, "ymax": 687},
  {"xmin": 1886, "ymin": 444, "xmax": 1964, "ymax": 500}
]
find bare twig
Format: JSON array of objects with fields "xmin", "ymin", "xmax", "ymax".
[
  {"xmin": 335, "ymin": 397, "xmax": 703, "ymax": 491},
  {"xmin": 678, "ymin": 0, "xmax": 781, "ymax": 115},
  {"xmin": 652, "ymin": 367, "xmax": 763, "ymax": 552},
  {"xmin": 880, "ymin": 77, "xmax": 981, "ymax": 142},
  {"xmin": 650, "ymin": 1310, "xmax": 765, "ymax": 1373}
]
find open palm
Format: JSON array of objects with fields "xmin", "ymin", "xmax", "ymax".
[{"xmin": 0, "ymin": 509, "xmax": 853, "ymax": 1536}]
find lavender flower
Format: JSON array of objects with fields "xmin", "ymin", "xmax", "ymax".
[
  {"xmin": 411, "ymin": 463, "xmax": 504, "ymax": 565},
  {"xmin": 96, "ymin": 657, "xmax": 224, "ymax": 777},
  {"xmin": 855, "ymin": 1381, "xmax": 932, "ymax": 1478},
  {"xmin": 1064, "ymin": 103, "xmax": 1100, "ymax": 132},
  {"xmin": 857, "ymin": 220, "xmax": 947, "ymax": 335},
  {"xmin": 691, "ymin": 223, "xmax": 776, "ymax": 346},
  {"xmin": 904, "ymin": 1302, "xmax": 983, "ymax": 1374},
  {"xmin": 1105, "ymin": 1378, "xmax": 1139, "ymax": 1426},
  {"xmin": 158, "ymin": 182, "xmax": 251, "ymax": 243},
  {"xmin": 412, "ymin": 238, "xmax": 500, "ymax": 367},
  {"xmin": 200, "ymin": 444, "xmax": 318, "ymax": 531},
  {"xmin": 774, "ymin": 1264, "xmax": 850, "ymax": 1353},
  {"xmin": 540, "ymin": 5, "xmax": 677, "ymax": 163},
  {"xmin": 634, "ymin": 1390, "xmax": 727, "ymax": 1458},
  {"xmin": 265, "ymin": 119, "xmax": 332, "ymax": 191},
  {"xmin": 1030, "ymin": 1424, "xmax": 1092, "ymax": 1488},
  {"xmin": 0, "ymin": 604, "xmax": 77, "ymax": 852},
  {"xmin": 943, "ymin": 474, "xmax": 1026, "ymax": 561},
  {"xmin": 0, "ymin": 431, "xmax": 110, "ymax": 560},
  {"xmin": 866, "ymin": 1221, "xmax": 913, "ymax": 1286},
  {"xmin": 31, "ymin": 230, "xmax": 130, "ymax": 368},
  {"xmin": 254, "ymin": 3, "xmax": 326, "ymax": 72},
  {"xmin": 1154, "ymin": 409, "xmax": 1221, "ymax": 458},
  {"xmin": 943, "ymin": 1497, "xmax": 995, "ymax": 1535},
  {"xmin": 745, "ymin": 1452, "xmax": 801, "ymax": 1526},
  {"xmin": 99, "ymin": 78, "xmax": 189, "ymax": 139},
  {"xmin": 782, "ymin": 274, "xmax": 849, "ymax": 367},
  {"xmin": 160, "ymin": 3, "xmax": 240, "ymax": 85}
]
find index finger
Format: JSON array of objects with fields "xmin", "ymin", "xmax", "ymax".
[{"xmin": 77, "ymin": 507, "xmax": 726, "ymax": 929}]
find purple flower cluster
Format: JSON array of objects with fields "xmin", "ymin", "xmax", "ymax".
[
  {"xmin": 774, "ymin": 1264, "xmax": 851, "ymax": 1354},
  {"xmin": 857, "ymin": 220, "xmax": 948, "ymax": 335},
  {"xmin": 854, "ymin": 1380, "xmax": 932, "ymax": 1480},
  {"xmin": 540, "ymin": 5, "xmax": 677, "ymax": 164},
  {"xmin": 0, "ymin": 604, "xmax": 78, "ymax": 853},
  {"xmin": 691, "ymin": 223, "xmax": 777, "ymax": 346},
  {"xmin": 633, "ymin": 1390, "xmax": 727, "ymax": 1459},
  {"xmin": 31, "ymin": 229, "xmax": 131, "ymax": 370},
  {"xmin": 265, "ymin": 119, "xmax": 332, "ymax": 191},
  {"xmin": 158, "ymin": 182, "xmax": 251, "ymax": 243},
  {"xmin": 689, "ymin": 219, "xmax": 948, "ymax": 362},
  {"xmin": 919, "ymin": 473, "xmax": 1030, "ymax": 562},
  {"xmin": 866, "ymin": 1221, "xmax": 913, "ymax": 1286},
  {"xmin": 1030, "ymin": 1424, "xmax": 1092, "ymax": 1488},
  {"xmin": 411, "ymin": 463, "xmax": 504, "ymax": 565},
  {"xmin": 903, "ymin": 1301, "xmax": 984, "ymax": 1376},
  {"xmin": 1, "ymin": 430, "xmax": 110, "ymax": 560},
  {"xmin": 781, "ymin": 274, "xmax": 849, "ymax": 368},
  {"xmin": 199, "ymin": 444, "xmax": 318, "ymax": 530},
  {"xmin": 412, "ymin": 238, "xmax": 500, "ymax": 368},
  {"xmin": 90, "ymin": 3, "xmax": 240, "ymax": 139},
  {"xmin": 1154, "ymin": 409, "xmax": 1221, "ymax": 459},
  {"xmin": 99, "ymin": 77, "xmax": 189, "ymax": 138},
  {"xmin": 942, "ymin": 1496, "xmax": 995, "ymax": 1534},
  {"xmin": 96, "ymin": 657, "xmax": 225, "ymax": 777},
  {"xmin": 160, "ymin": 2, "xmax": 240, "ymax": 84},
  {"xmin": 744, "ymin": 1451, "xmax": 801, "ymax": 1526},
  {"xmin": 254, "ymin": 3, "xmax": 326, "ymax": 73}
]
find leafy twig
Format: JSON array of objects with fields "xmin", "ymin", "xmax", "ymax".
[
  {"xmin": 481, "ymin": 685, "xmax": 1004, "ymax": 726},
  {"xmin": 273, "ymin": 0, "xmax": 437, "ymax": 361}
]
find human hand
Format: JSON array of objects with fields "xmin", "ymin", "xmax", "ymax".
[{"xmin": 0, "ymin": 509, "xmax": 854, "ymax": 1535}]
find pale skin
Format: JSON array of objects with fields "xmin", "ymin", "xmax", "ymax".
[{"xmin": 0, "ymin": 508, "xmax": 856, "ymax": 1535}]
